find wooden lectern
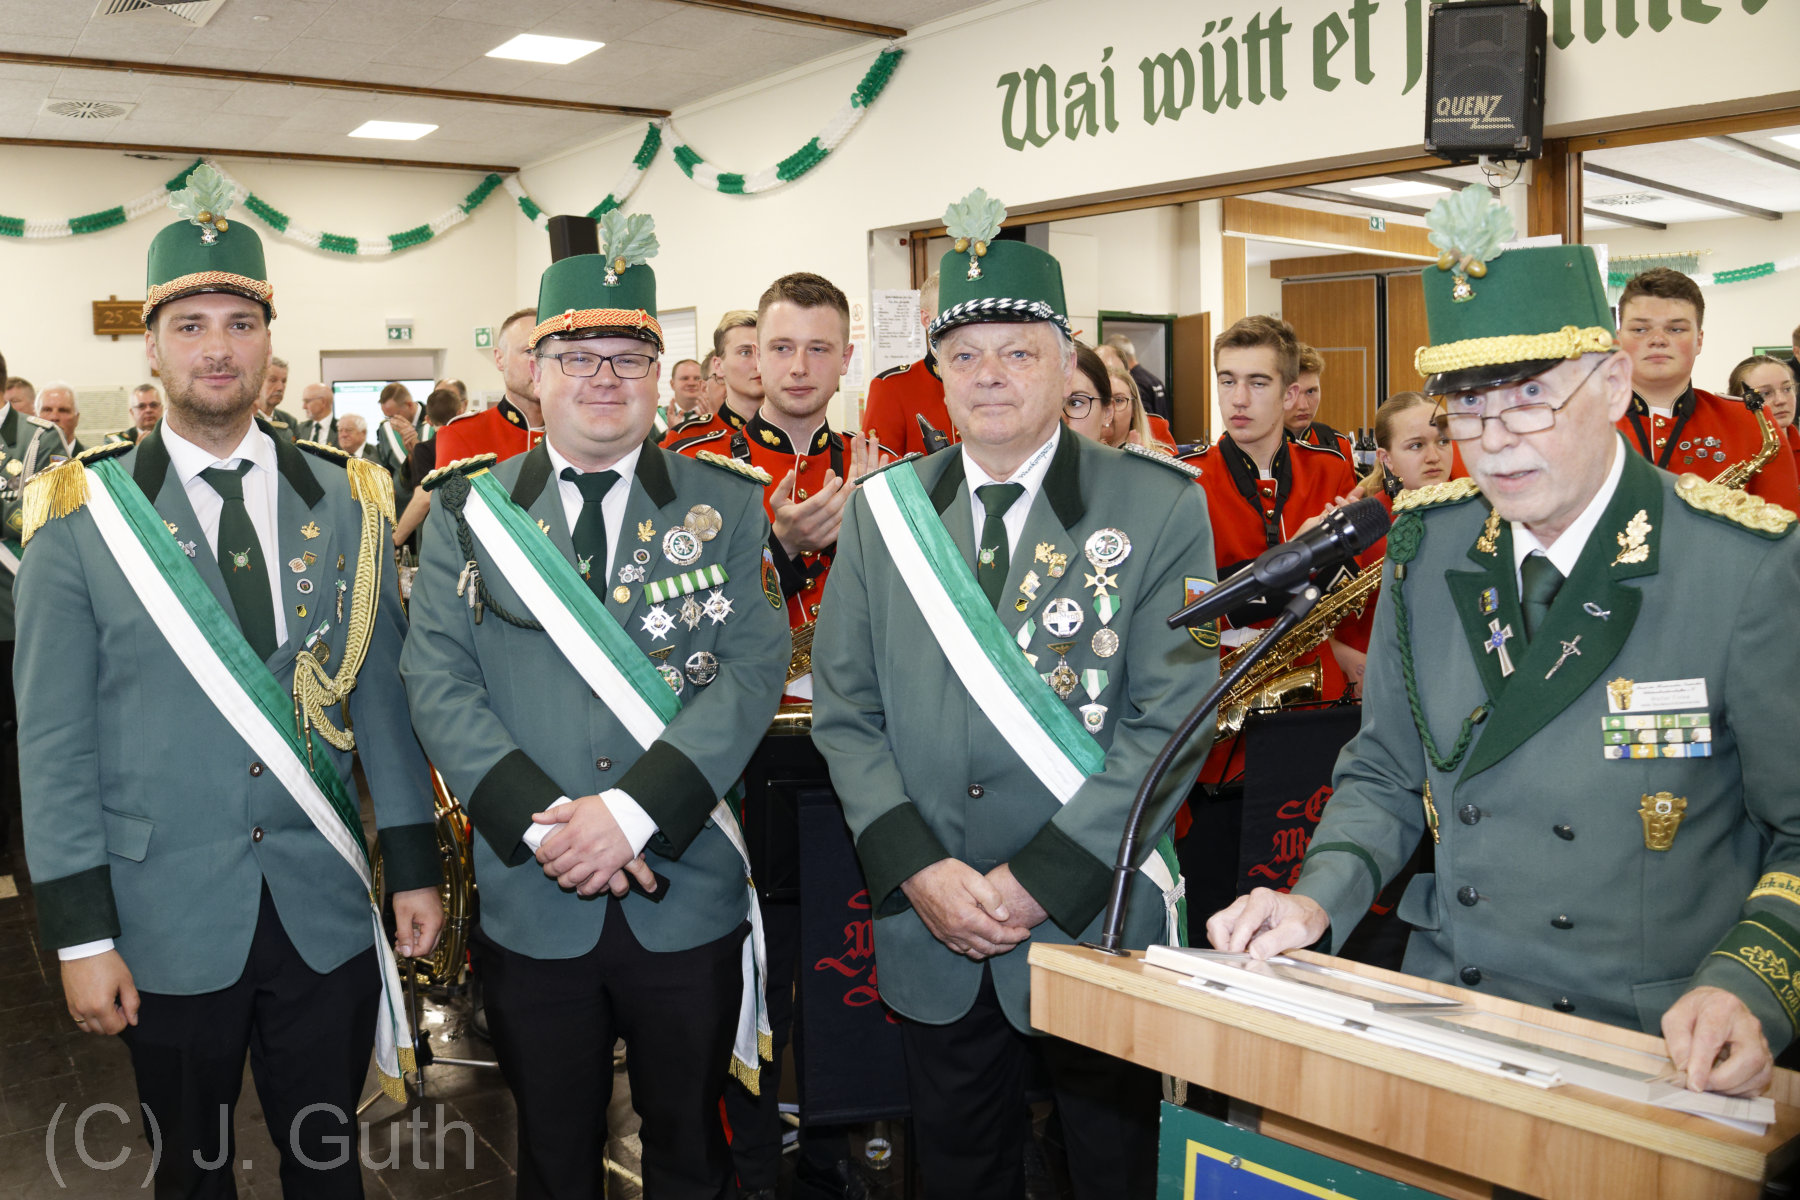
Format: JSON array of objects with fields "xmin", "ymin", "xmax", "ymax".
[{"xmin": 1030, "ymin": 944, "xmax": 1800, "ymax": 1199}]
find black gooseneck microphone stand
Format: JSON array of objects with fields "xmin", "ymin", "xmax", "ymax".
[{"xmin": 1082, "ymin": 582, "xmax": 1324, "ymax": 956}]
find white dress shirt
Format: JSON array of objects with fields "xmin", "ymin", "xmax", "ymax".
[
  {"xmin": 61, "ymin": 419, "xmax": 288, "ymax": 963},
  {"xmin": 162, "ymin": 419, "xmax": 289, "ymax": 647},
  {"xmin": 521, "ymin": 438, "xmax": 658, "ymax": 860},
  {"xmin": 1509, "ymin": 433, "xmax": 1626, "ymax": 590},
  {"xmin": 963, "ymin": 426, "xmax": 1061, "ymax": 557}
]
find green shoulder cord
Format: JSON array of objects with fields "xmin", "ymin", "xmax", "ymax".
[{"xmin": 1387, "ymin": 509, "xmax": 1488, "ymax": 773}]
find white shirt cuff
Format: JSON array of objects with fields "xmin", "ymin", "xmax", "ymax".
[
  {"xmin": 519, "ymin": 791, "xmax": 658, "ymax": 858},
  {"xmin": 521, "ymin": 795, "xmax": 574, "ymax": 852},
  {"xmin": 58, "ymin": 938, "xmax": 115, "ymax": 961},
  {"xmin": 602, "ymin": 788, "xmax": 658, "ymax": 857}
]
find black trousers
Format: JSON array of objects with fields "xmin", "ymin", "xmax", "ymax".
[
  {"xmin": 121, "ymin": 884, "xmax": 379, "ymax": 1200},
  {"xmin": 0, "ymin": 639, "xmax": 17, "ymax": 860},
  {"xmin": 471, "ymin": 902, "xmax": 746, "ymax": 1200},
  {"xmin": 899, "ymin": 967, "xmax": 1160, "ymax": 1200}
]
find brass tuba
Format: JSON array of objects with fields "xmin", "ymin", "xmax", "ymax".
[
  {"xmin": 1714, "ymin": 390, "xmax": 1781, "ymax": 491},
  {"xmin": 373, "ymin": 766, "xmax": 476, "ymax": 989},
  {"xmin": 1215, "ymin": 561, "xmax": 1384, "ymax": 736}
]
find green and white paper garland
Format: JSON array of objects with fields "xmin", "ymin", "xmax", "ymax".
[{"xmin": 0, "ymin": 46, "xmax": 906, "ymax": 250}]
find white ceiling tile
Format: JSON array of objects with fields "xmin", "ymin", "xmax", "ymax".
[
  {"xmin": 260, "ymin": 36, "xmax": 379, "ymax": 75},
  {"xmin": 307, "ymin": 0, "xmax": 438, "ymax": 46},
  {"xmin": 437, "ymin": 0, "xmax": 568, "ymax": 28}
]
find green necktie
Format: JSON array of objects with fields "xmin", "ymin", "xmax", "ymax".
[
  {"xmin": 975, "ymin": 482, "xmax": 1025, "ymax": 610},
  {"xmin": 1519, "ymin": 551, "xmax": 1564, "ymax": 641},
  {"xmin": 200, "ymin": 462, "xmax": 278, "ymax": 661},
  {"xmin": 562, "ymin": 466, "xmax": 619, "ymax": 601}
]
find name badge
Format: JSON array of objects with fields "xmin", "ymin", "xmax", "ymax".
[{"xmin": 1606, "ymin": 677, "xmax": 1708, "ymax": 714}]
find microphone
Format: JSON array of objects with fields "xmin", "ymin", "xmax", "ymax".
[{"xmin": 1168, "ymin": 497, "xmax": 1391, "ymax": 630}]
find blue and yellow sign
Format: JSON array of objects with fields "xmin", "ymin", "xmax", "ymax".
[{"xmin": 1158, "ymin": 1104, "xmax": 1434, "ymax": 1200}]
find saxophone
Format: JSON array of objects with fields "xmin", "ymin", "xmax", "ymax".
[
  {"xmin": 1713, "ymin": 389, "xmax": 1780, "ymax": 491},
  {"xmin": 1215, "ymin": 561, "xmax": 1384, "ymax": 736}
]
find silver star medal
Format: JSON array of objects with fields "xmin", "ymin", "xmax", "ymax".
[
  {"xmin": 679, "ymin": 594, "xmax": 705, "ymax": 631},
  {"xmin": 703, "ymin": 588, "xmax": 735, "ymax": 625},
  {"xmin": 179, "ymin": 540, "xmax": 197, "ymax": 558},
  {"xmin": 641, "ymin": 604, "xmax": 676, "ymax": 642}
]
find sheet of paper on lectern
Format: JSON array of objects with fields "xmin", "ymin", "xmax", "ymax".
[{"xmin": 1144, "ymin": 946, "xmax": 1775, "ymax": 1133}]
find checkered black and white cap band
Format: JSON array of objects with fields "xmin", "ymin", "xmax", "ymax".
[{"xmin": 928, "ymin": 297, "xmax": 1071, "ymax": 341}]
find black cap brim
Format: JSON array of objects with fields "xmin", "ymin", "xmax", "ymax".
[{"xmin": 1424, "ymin": 357, "xmax": 1565, "ymax": 396}]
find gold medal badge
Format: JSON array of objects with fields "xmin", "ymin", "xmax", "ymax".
[{"xmin": 1638, "ymin": 791, "xmax": 1687, "ymax": 852}]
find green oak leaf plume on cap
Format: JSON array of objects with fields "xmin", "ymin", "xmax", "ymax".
[
  {"xmin": 1426, "ymin": 184, "xmax": 1515, "ymax": 299},
  {"xmin": 167, "ymin": 162, "xmax": 237, "ymax": 241},
  {"xmin": 943, "ymin": 188, "xmax": 1007, "ymax": 279},
  {"xmin": 599, "ymin": 208, "xmax": 659, "ymax": 284}
]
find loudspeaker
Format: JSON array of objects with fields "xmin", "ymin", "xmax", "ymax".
[
  {"xmin": 546, "ymin": 214, "xmax": 598, "ymax": 262},
  {"xmin": 1423, "ymin": 0, "xmax": 1546, "ymax": 163}
]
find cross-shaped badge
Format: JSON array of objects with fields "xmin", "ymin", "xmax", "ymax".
[
  {"xmin": 1545, "ymin": 635, "xmax": 1582, "ymax": 680},
  {"xmin": 1484, "ymin": 618, "xmax": 1515, "ymax": 677}
]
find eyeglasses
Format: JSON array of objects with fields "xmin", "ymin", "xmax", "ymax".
[
  {"xmin": 1436, "ymin": 358, "xmax": 1608, "ymax": 442},
  {"xmin": 1063, "ymin": 393, "xmax": 1115, "ymax": 418},
  {"xmin": 538, "ymin": 350, "xmax": 656, "ymax": 379}
]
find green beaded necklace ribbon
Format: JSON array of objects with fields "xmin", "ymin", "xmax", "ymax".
[{"xmin": 1388, "ymin": 509, "xmax": 1489, "ymax": 773}]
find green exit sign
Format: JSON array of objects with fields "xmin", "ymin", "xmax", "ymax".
[{"xmin": 386, "ymin": 325, "xmax": 412, "ymax": 342}]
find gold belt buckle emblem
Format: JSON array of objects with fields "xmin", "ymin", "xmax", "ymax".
[{"xmin": 1639, "ymin": 791, "xmax": 1687, "ymax": 852}]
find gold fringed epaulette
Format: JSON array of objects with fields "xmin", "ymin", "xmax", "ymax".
[
  {"xmin": 421, "ymin": 453, "xmax": 498, "ymax": 492},
  {"xmin": 20, "ymin": 458, "xmax": 89, "ymax": 545},
  {"xmin": 695, "ymin": 450, "xmax": 773, "ymax": 486},
  {"xmin": 1676, "ymin": 473, "xmax": 1796, "ymax": 539},
  {"xmin": 344, "ymin": 456, "xmax": 396, "ymax": 524},
  {"xmin": 1122, "ymin": 442, "xmax": 1201, "ymax": 480},
  {"xmin": 76, "ymin": 441, "xmax": 132, "ymax": 466},
  {"xmin": 295, "ymin": 438, "xmax": 349, "ymax": 465},
  {"xmin": 1393, "ymin": 477, "xmax": 1482, "ymax": 512}
]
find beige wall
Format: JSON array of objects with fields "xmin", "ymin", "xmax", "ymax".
[{"xmin": 0, "ymin": 147, "xmax": 522, "ymax": 433}]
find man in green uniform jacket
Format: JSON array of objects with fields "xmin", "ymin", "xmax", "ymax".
[
  {"xmin": 0, "ymin": 357, "xmax": 60, "ymax": 860},
  {"xmin": 400, "ymin": 211, "xmax": 789, "ymax": 1200},
  {"xmin": 812, "ymin": 191, "xmax": 1218, "ymax": 1199},
  {"xmin": 1209, "ymin": 187, "xmax": 1800, "ymax": 1099},
  {"xmin": 17, "ymin": 166, "xmax": 441, "ymax": 1195}
]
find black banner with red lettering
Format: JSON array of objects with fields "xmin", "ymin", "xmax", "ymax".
[
  {"xmin": 1239, "ymin": 705, "xmax": 1419, "ymax": 970},
  {"xmin": 796, "ymin": 790, "xmax": 910, "ymax": 1126}
]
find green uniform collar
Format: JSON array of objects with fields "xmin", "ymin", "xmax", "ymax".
[
  {"xmin": 928, "ymin": 428, "xmax": 1085, "ymax": 531},
  {"xmin": 132, "ymin": 416, "xmax": 324, "ymax": 509},
  {"xmin": 509, "ymin": 433, "xmax": 675, "ymax": 512}
]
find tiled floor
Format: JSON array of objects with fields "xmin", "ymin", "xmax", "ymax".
[{"xmin": 0, "ymin": 809, "xmax": 1076, "ymax": 1200}]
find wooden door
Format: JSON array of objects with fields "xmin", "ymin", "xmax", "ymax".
[
  {"xmin": 1386, "ymin": 271, "xmax": 1430, "ymax": 397},
  {"xmin": 1170, "ymin": 312, "xmax": 1211, "ymax": 444},
  {"xmin": 1281, "ymin": 277, "xmax": 1378, "ymax": 434}
]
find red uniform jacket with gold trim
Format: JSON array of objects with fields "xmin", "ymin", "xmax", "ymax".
[
  {"xmin": 1618, "ymin": 386, "xmax": 1800, "ymax": 513},
  {"xmin": 1181, "ymin": 435, "xmax": 1359, "ymax": 797},
  {"xmin": 862, "ymin": 356, "xmax": 954, "ymax": 458},
  {"xmin": 1290, "ymin": 421, "xmax": 1355, "ymax": 461},
  {"xmin": 432, "ymin": 397, "xmax": 540, "ymax": 466},
  {"xmin": 659, "ymin": 401, "xmax": 751, "ymax": 451},
  {"xmin": 667, "ymin": 414, "xmax": 843, "ymax": 662}
]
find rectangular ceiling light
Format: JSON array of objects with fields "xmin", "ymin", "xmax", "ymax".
[
  {"xmin": 1352, "ymin": 181, "xmax": 1451, "ymax": 199},
  {"xmin": 1773, "ymin": 133, "xmax": 1800, "ymax": 150},
  {"xmin": 486, "ymin": 33, "xmax": 603, "ymax": 65},
  {"xmin": 349, "ymin": 120, "xmax": 438, "ymax": 140}
]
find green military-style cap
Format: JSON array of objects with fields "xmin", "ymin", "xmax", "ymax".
[
  {"xmin": 143, "ymin": 163, "xmax": 275, "ymax": 324},
  {"xmin": 1416, "ymin": 185, "xmax": 1614, "ymax": 394},
  {"xmin": 529, "ymin": 209, "xmax": 662, "ymax": 351},
  {"xmin": 928, "ymin": 188, "xmax": 1069, "ymax": 341}
]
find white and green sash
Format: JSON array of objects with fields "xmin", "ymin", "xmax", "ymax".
[
  {"xmin": 460, "ymin": 469, "xmax": 773, "ymax": 1090},
  {"xmin": 83, "ymin": 458, "xmax": 415, "ymax": 1101},
  {"xmin": 860, "ymin": 462, "xmax": 1186, "ymax": 945}
]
